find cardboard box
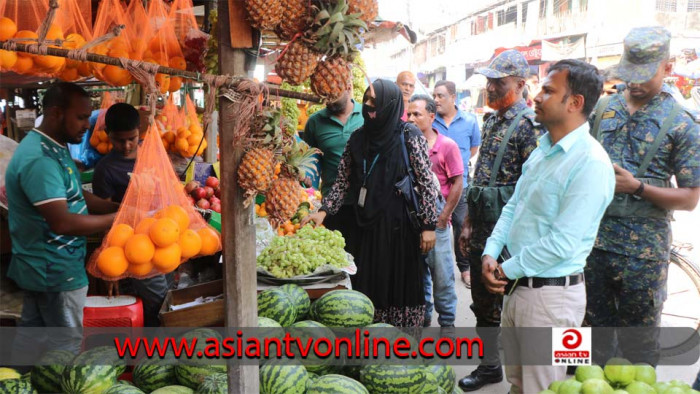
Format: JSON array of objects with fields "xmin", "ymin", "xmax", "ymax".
[{"xmin": 159, "ymin": 280, "xmax": 225, "ymax": 327}]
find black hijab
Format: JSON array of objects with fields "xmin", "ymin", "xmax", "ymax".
[{"xmin": 346, "ymin": 79, "xmax": 417, "ymax": 228}]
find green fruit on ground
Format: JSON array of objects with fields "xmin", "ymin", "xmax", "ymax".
[
  {"xmin": 581, "ymin": 378, "xmax": 614, "ymax": 394},
  {"xmin": 31, "ymin": 349, "xmax": 75, "ymax": 393},
  {"xmin": 103, "ymin": 383, "xmax": 145, "ymax": 393},
  {"xmin": 279, "ymin": 283, "xmax": 311, "ymax": 320},
  {"xmin": 604, "ymin": 358, "xmax": 636, "ymax": 387},
  {"xmin": 669, "ymin": 379, "xmax": 691, "ymax": 389},
  {"xmin": 258, "ymin": 288, "xmax": 298, "ymax": 326},
  {"xmin": 549, "ymin": 380, "xmax": 566, "ymax": 392},
  {"xmin": 360, "ymin": 364, "xmax": 425, "ymax": 393},
  {"xmin": 310, "ymin": 290, "xmax": 375, "ymax": 327},
  {"xmin": 195, "ymin": 373, "xmax": 227, "ymax": 394},
  {"xmin": 133, "ymin": 356, "xmax": 178, "ymax": 392},
  {"xmin": 625, "ymin": 381, "xmax": 655, "ymax": 394},
  {"xmin": 612, "ymin": 391, "xmax": 629, "ymax": 394},
  {"xmin": 61, "ymin": 346, "xmax": 126, "ymax": 394},
  {"xmin": 539, "ymin": 391, "xmax": 556, "ymax": 394},
  {"xmin": 175, "ymin": 364, "xmax": 227, "ymax": 390},
  {"xmin": 259, "ymin": 363, "xmax": 309, "ymax": 394},
  {"xmin": 151, "ymin": 385, "xmax": 194, "ymax": 394},
  {"xmin": 306, "ymin": 374, "xmax": 369, "ymax": 394},
  {"xmin": 425, "ymin": 364, "xmax": 456, "ymax": 392},
  {"xmin": 180, "ymin": 329, "xmax": 223, "ymax": 366},
  {"xmin": 0, "ymin": 368, "xmax": 20, "ymax": 381},
  {"xmin": 652, "ymin": 382, "xmax": 670, "ymax": 393},
  {"xmin": 633, "ymin": 364, "xmax": 656, "ymax": 386},
  {"xmin": 0, "ymin": 378, "xmax": 36, "ymax": 393},
  {"xmin": 418, "ymin": 371, "xmax": 441, "ymax": 394},
  {"xmin": 259, "ymin": 316, "xmax": 282, "ymax": 328},
  {"xmin": 288, "ymin": 320, "xmax": 337, "ymax": 375},
  {"xmin": 576, "ymin": 365, "xmax": 605, "ymax": 382},
  {"xmin": 452, "ymin": 385, "xmax": 461, "ymax": 394},
  {"xmin": 558, "ymin": 379, "xmax": 583, "ymax": 394},
  {"xmin": 660, "ymin": 388, "xmax": 686, "ymax": 394}
]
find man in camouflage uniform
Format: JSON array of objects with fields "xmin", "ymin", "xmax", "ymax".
[
  {"xmin": 586, "ymin": 27, "xmax": 700, "ymax": 365},
  {"xmin": 457, "ymin": 49, "xmax": 544, "ymax": 391}
]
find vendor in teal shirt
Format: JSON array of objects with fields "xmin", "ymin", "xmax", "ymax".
[{"xmin": 6, "ymin": 82, "xmax": 117, "ymax": 361}]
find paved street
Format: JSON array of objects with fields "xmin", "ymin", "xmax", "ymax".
[{"xmin": 426, "ymin": 207, "xmax": 700, "ymax": 391}]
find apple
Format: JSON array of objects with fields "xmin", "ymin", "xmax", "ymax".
[
  {"xmin": 205, "ymin": 176, "xmax": 219, "ymax": 188},
  {"xmin": 211, "ymin": 202, "xmax": 221, "ymax": 213},
  {"xmin": 204, "ymin": 186, "xmax": 215, "ymax": 198},
  {"xmin": 192, "ymin": 187, "xmax": 207, "ymax": 200},
  {"xmin": 185, "ymin": 180, "xmax": 200, "ymax": 194},
  {"xmin": 209, "ymin": 196, "xmax": 220, "ymax": 205},
  {"xmin": 196, "ymin": 199, "xmax": 211, "ymax": 210}
]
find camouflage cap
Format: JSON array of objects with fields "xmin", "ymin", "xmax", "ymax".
[
  {"xmin": 476, "ymin": 49, "xmax": 530, "ymax": 79},
  {"xmin": 617, "ymin": 26, "xmax": 671, "ymax": 84}
]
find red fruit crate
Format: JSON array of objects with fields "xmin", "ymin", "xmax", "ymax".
[{"xmin": 83, "ymin": 295, "xmax": 144, "ymax": 327}]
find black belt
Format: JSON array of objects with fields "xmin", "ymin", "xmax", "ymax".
[{"xmin": 515, "ymin": 273, "xmax": 584, "ymax": 288}]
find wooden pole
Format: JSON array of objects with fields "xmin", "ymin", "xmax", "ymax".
[{"xmin": 218, "ymin": 0, "xmax": 259, "ymax": 392}]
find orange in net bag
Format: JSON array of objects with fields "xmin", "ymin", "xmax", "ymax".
[
  {"xmin": 87, "ymin": 123, "xmax": 222, "ymax": 280},
  {"xmin": 176, "ymin": 95, "xmax": 207, "ymax": 158},
  {"xmin": 90, "ymin": 0, "xmax": 133, "ymax": 86},
  {"xmin": 1, "ymin": 0, "xmax": 46, "ymax": 75},
  {"xmin": 157, "ymin": 95, "xmax": 184, "ymax": 153},
  {"xmin": 53, "ymin": 0, "xmax": 94, "ymax": 82},
  {"xmin": 124, "ymin": 0, "xmax": 152, "ymax": 61},
  {"xmin": 146, "ymin": 0, "xmax": 186, "ymax": 94},
  {"xmin": 169, "ymin": 0, "xmax": 208, "ymax": 72},
  {"xmin": 89, "ymin": 92, "xmax": 115, "ymax": 155}
]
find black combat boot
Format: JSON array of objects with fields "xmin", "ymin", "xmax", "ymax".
[{"xmin": 458, "ymin": 364, "xmax": 503, "ymax": 392}]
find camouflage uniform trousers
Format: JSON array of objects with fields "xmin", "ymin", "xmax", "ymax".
[
  {"xmin": 469, "ymin": 247, "xmax": 503, "ymax": 366},
  {"xmin": 584, "ymin": 248, "xmax": 668, "ymax": 366}
]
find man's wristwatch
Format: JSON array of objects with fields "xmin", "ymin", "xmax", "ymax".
[{"xmin": 633, "ymin": 180, "xmax": 645, "ymax": 197}]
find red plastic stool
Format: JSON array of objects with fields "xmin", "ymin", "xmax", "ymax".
[{"xmin": 83, "ymin": 295, "xmax": 144, "ymax": 327}]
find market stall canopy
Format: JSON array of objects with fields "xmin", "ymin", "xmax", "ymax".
[
  {"xmin": 493, "ymin": 41, "xmax": 542, "ymax": 63},
  {"xmin": 363, "ymin": 20, "xmax": 417, "ymax": 46}
]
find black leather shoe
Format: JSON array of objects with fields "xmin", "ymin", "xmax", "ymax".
[{"xmin": 458, "ymin": 365, "xmax": 503, "ymax": 392}]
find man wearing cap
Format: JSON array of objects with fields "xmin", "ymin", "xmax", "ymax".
[
  {"xmin": 586, "ymin": 27, "xmax": 700, "ymax": 365},
  {"xmin": 433, "ymin": 80, "xmax": 481, "ymax": 288},
  {"xmin": 457, "ymin": 49, "xmax": 544, "ymax": 391}
]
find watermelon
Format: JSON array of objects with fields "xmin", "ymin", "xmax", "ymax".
[
  {"xmin": 258, "ymin": 317, "xmax": 282, "ymax": 328},
  {"xmin": 103, "ymin": 383, "xmax": 145, "ymax": 393},
  {"xmin": 417, "ymin": 370, "xmax": 440, "ymax": 394},
  {"xmin": 180, "ymin": 329, "xmax": 223, "ymax": 366},
  {"xmin": 425, "ymin": 364, "xmax": 456, "ymax": 392},
  {"xmin": 31, "ymin": 349, "xmax": 75, "ymax": 393},
  {"xmin": 259, "ymin": 363, "xmax": 309, "ymax": 394},
  {"xmin": 151, "ymin": 385, "xmax": 194, "ymax": 394},
  {"xmin": 258, "ymin": 288, "xmax": 298, "ymax": 326},
  {"xmin": 437, "ymin": 387, "xmax": 447, "ymax": 394},
  {"xmin": 175, "ymin": 364, "xmax": 226, "ymax": 390},
  {"xmin": 288, "ymin": 320, "xmax": 337, "ymax": 375},
  {"xmin": 0, "ymin": 368, "xmax": 21, "ymax": 381},
  {"xmin": 194, "ymin": 373, "xmax": 227, "ymax": 394},
  {"xmin": 307, "ymin": 374, "xmax": 369, "ymax": 394},
  {"xmin": 306, "ymin": 372, "xmax": 320, "ymax": 390},
  {"xmin": 451, "ymin": 385, "xmax": 460, "ymax": 394},
  {"xmin": 310, "ymin": 290, "xmax": 374, "ymax": 327},
  {"xmin": 279, "ymin": 284, "xmax": 311, "ymax": 320},
  {"xmin": 360, "ymin": 364, "xmax": 425, "ymax": 393},
  {"xmin": 133, "ymin": 357, "xmax": 178, "ymax": 392},
  {"xmin": 0, "ymin": 378, "xmax": 36, "ymax": 393},
  {"xmin": 61, "ymin": 346, "xmax": 126, "ymax": 394}
]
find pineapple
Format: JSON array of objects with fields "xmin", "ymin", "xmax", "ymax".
[
  {"xmin": 275, "ymin": 41, "xmax": 320, "ymax": 86},
  {"xmin": 244, "ymin": 0, "xmax": 283, "ymax": 31},
  {"xmin": 348, "ymin": 0, "xmax": 378, "ymax": 23},
  {"xmin": 265, "ymin": 138, "xmax": 320, "ymax": 227},
  {"xmin": 310, "ymin": 56, "xmax": 352, "ymax": 101},
  {"xmin": 276, "ymin": 0, "xmax": 312, "ymax": 40}
]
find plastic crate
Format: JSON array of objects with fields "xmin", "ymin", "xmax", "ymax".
[{"xmin": 83, "ymin": 296, "xmax": 143, "ymax": 328}]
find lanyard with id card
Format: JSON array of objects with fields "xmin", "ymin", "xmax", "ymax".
[{"xmin": 358, "ymin": 154, "xmax": 379, "ymax": 207}]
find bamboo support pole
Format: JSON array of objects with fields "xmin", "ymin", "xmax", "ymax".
[{"xmin": 0, "ymin": 40, "xmax": 323, "ymax": 103}]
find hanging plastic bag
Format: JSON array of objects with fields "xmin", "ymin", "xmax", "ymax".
[
  {"xmin": 169, "ymin": 0, "xmax": 209, "ymax": 72},
  {"xmin": 88, "ymin": 92, "xmax": 115, "ymax": 156},
  {"xmin": 90, "ymin": 0, "xmax": 133, "ymax": 86},
  {"xmin": 147, "ymin": 0, "xmax": 186, "ymax": 94},
  {"xmin": 87, "ymin": 123, "xmax": 222, "ymax": 280}
]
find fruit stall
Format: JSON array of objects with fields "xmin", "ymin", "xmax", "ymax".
[{"xmin": 0, "ymin": 0, "xmax": 425, "ymax": 392}]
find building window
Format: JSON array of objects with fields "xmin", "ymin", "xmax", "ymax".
[
  {"xmin": 522, "ymin": 2, "xmax": 529, "ymax": 23},
  {"xmin": 656, "ymin": 0, "xmax": 677, "ymax": 11},
  {"xmin": 689, "ymin": 0, "xmax": 700, "ymax": 11},
  {"xmin": 539, "ymin": 0, "xmax": 547, "ymax": 17},
  {"xmin": 553, "ymin": 0, "xmax": 572, "ymax": 15}
]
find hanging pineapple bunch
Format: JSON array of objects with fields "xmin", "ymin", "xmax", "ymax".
[
  {"xmin": 244, "ymin": 0, "xmax": 283, "ymax": 30},
  {"xmin": 237, "ymin": 108, "xmax": 290, "ymax": 207},
  {"xmin": 265, "ymin": 136, "xmax": 320, "ymax": 228}
]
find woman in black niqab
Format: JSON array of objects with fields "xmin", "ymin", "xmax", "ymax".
[{"xmin": 305, "ymin": 79, "xmax": 439, "ymax": 328}]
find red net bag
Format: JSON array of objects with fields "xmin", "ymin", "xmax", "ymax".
[
  {"xmin": 87, "ymin": 123, "xmax": 222, "ymax": 280},
  {"xmin": 54, "ymin": 0, "xmax": 94, "ymax": 81},
  {"xmin": 147, "ymin": 0, "xmax": 186, "ymax": 94},
  {"xmin": 88, "ymin": 92, "xmax": 115, "ymax": 155},
  {"xmin": 124, "ymin": 0, "xmax": 152, "ymax": 61},
  {"xmin": 89, "ymin": 0, "xmax": 133, "ymax": 86},
  {"xmin": 1, "ymin": 0, "xmax": 47, "ymax": 75},
  {"xmin": 169, "ymin": 0, "xmax": 208, "ymax": 72},
  {"xmin": 157, "ymin": 95, "xmax": 184, "ymax": 153},
  {"xmin": 176, "ymin": 95, "xmax": 206, "ymax": 158}
]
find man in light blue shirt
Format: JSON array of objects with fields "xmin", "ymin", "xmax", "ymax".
[
  {"xmin": 482, "ymin": 60, "xmax": 615, "ymax": 394},
  {"xmin": 433, "ymin": 80, "xmax": 481, "ymax": 285}
]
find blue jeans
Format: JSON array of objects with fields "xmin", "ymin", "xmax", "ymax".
[
  {"xmin": 11, "ymin": 286, "xmax": 88, "ymax": 367},
  {"xmin": 423, "ymin": 225, "xmax": 458, "ymax": 326}
]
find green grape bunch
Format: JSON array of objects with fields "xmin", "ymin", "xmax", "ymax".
[{"xmin": 257, "ymin": 225, "xmax": 349, "ymax": 278}]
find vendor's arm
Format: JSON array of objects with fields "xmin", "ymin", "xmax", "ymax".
[
  {"xmin": 35, "ymin": 199, "xmax": 115, "ymax": 236},
  {"xmin": 500, "ymin": 159, "xmax": 614, "ymax": 279},
  {"xmin": 83, "ymin": 191, "xmax": 119, "ymax": 214},
  {"xmin": 406, "ymin": 129, "xmax": 438, "ymax": 230}
]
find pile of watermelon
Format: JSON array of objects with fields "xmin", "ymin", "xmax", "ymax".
[{"xmin": 256, "ymin": 284, "xmax": 462, "ymax": 394}]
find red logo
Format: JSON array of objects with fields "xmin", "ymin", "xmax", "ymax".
[{"xmin": 562, "ymin": 329, "xmax": 582, "ymax": 350}]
